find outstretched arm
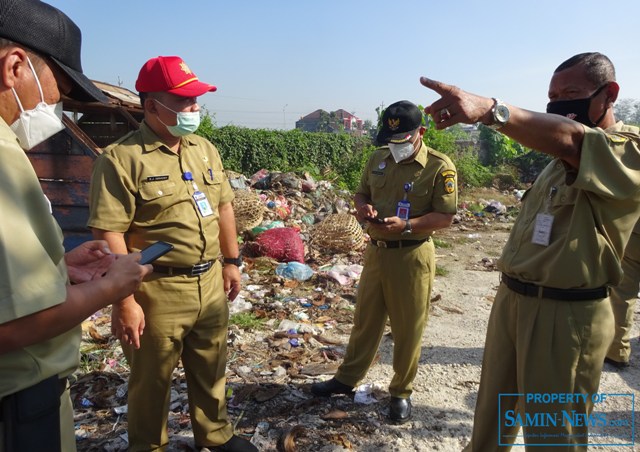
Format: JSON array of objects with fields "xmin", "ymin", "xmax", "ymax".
[{"xmin": 420, "ymin": 76, "xmax": 585, "ymax": 169}]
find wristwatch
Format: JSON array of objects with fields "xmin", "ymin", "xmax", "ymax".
[
  {"xmin": 488, "ymin": 98, "xmax": 510, "ymax": 130},
  {"xmin": 223, "ymin": 256, "xmax": 243, "ymax": 267},
  {"xmin": 401, "ymin": 220, "xmax": 412, "ymax": 235}
]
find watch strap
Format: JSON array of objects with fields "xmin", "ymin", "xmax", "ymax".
[{"xmin": 223, "ymin": 256, "xmax": 243, "ymax": 266}]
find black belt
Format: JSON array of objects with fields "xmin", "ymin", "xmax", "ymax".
[
  {"xmin": 370, "ymin": 238, "xmax": 429, "ymax": 249},
  {"xmin": 501, "ymin": 273, "xmax": 609, "ymax": 301},
  {"xmin": 153, "ymin": 261, "xmax": 213, "ymax": 277}
]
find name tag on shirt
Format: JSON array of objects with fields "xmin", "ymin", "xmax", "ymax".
[
  {"xmin": 396, "ymin": 200, "xmax": 410, "ymax": 221},
  {"xmin": 193, "ymin": 191, "xmax": 214, "ymax": 217},
  {"xmin": 147, "ymin": 175, "xmax": 169, "ymax": 182},
  {"xmin": 532, "ymin": 213, "xmax": 554, "ymax": 246}
]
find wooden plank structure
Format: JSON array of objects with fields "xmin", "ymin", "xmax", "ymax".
[{"xmin": 27, "ymin": 81, "xmax": 143, "ymax": 250}]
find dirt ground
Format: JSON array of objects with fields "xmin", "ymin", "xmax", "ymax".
[{"xmin": 71, "ymin": 194, "xmax": 640, "ymax": 452}]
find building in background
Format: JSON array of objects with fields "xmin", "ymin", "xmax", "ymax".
[{"xmin": 296, "ymin": 109, "xmax": 365, "ymax": 136}]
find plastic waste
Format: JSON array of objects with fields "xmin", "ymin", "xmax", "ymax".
[
  {"xmin": 277, "ymin": 319, "xmax": 319, "ymax": 334},
  {"xmin": 275, "ymin": 262, "xmax": 314, "ymax": 281},
  {"xmin": 353, "ymin": 383, "xmax": 381, "ymax": 405},
  {"xmin": 319, "ymin": 264, "xmax": 363, "ymax": 285},
  {"xmin": 228, "ymin": 297, "xmax": 253, "ymax": 315}
]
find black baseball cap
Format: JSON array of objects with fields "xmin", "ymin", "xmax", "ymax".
[
  {"xmin": 0, "ymin": 0, "xmax": 108, "ymax": 103},
  {"xmin": 376, "ymin": 100, "xmax": 423, "ymax": 144}
]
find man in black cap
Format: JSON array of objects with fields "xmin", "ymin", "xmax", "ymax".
[
  {"xmin": 0, "ymin": 1, "xmax": 150, "ymax": 451},
  {"xmin": 311, "ymin": 100, "xmax": 458, "ymax": 423}
]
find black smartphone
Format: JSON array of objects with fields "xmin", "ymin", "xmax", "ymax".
[
  {"xmin": 365, "ymin": 216, "xmax": 385, "ymax": 224},
  {"xmin": 139, "ymin": 241, "xmax": 174, "ymax": 265}
]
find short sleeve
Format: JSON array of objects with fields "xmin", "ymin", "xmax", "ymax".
[
  {"xmin": 574, "ymin": 128, "xmax": 640, "ymax": 199},
  {"xmin": 88, "ymin": 153, "xmax": 136, "ymax": 232}
]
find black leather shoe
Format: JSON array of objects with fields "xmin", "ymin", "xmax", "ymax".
[
  {"xmin": 209, "ymin": 434, "xmax": 258, "ymax": 452},
  {"xmin": 310, "ymin": 377, "xmax": 354, "ymax": 397},
  {"xmin": 604, "ymin": 357, "xmax": 630, "ymax": 369},
  {"xmin": 389, "ymin": 397, "xmax": 412, "ymax": 424}
]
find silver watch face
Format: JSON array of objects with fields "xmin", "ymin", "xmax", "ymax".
[{"xmin": 495, "ymin": 104, "xmax": 510, "ymax": 123}]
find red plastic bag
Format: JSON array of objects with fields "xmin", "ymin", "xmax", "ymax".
[{"xmin": 255, "ymin": 228, "xmax": 304, "ymax": 263}]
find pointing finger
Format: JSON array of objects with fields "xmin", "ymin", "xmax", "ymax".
[{"xmin": 419, "ymin": 76, "xmax": 452, "ymax": 96}]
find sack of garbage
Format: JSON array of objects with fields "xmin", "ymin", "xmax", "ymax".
[{"xmin": 255, "ymin": 227, "xmax": 305, "ymax": 263}]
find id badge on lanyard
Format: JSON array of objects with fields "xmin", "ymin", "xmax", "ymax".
[
  {"xmin": 396, "ymin": 182, "xmax": 413, "ymax": 220},
  {"xmin": 531, "ymin": 186, "xmax": 556, "ymax": 246},
  {"xmin": 184, "ymin": 171, "xmax": 214, "ymax": 217}
]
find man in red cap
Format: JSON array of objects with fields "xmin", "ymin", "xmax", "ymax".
[
  {"xmin": 0, "ymin": 1, "xmax": 151, "ymax": 451},
  {"xmin": 89, "ymin": 56, "xmax": 255, "ymax": 451}
]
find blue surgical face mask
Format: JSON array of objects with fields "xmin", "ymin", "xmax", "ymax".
[{"xmin": 153, "ymin": 99, "xmax": 200, "ymax": 136}]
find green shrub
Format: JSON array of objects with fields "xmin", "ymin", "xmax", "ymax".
[
  {"xmin": 196, "ymin": 120, "xmax": 375, "ymax": 191},
  {"xmin": 196, "ymin": 112, "xmax": 546, "ymax": 192}
]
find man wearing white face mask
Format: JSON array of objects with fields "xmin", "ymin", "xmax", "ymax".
[
  {"xmin": 311, "ymin": 100, "xmax": 458, "ymax": 423},
  {"xmin": 9, "ymin": 56, "xmax": 65, "ymax": 150},
  {"xmin": 88, "ymin": 56, "xmax": 254, "ymax": 452},
  {"xmin": 0, "ymin": 1, "xmax": 152, "ymax": 451}
]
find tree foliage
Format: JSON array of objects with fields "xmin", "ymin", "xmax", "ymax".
[
  {"xmin": 478, "ymin": 125, "xmax": 526, "ymax": 166},
  {"xmin": 614, "ymin": 98, "xmax": 640, "ymax": 125}
]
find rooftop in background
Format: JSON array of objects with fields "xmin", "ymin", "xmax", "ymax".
[{"xmin": 296, "ymin": 109, "xmax": 366, "ymax": 136}]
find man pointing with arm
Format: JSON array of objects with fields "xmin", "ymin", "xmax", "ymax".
[{"xmin": 422, "ymin": 52, "xmax": 640, "ymax": 450}]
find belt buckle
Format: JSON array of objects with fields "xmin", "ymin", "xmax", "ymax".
[
  {"xmin": 191, "ymin": 261, "xmax": 211, "ymax": 276},
  {"xmin": 376, "ymin": 240, "xmax": 387, "ymax": 248}
]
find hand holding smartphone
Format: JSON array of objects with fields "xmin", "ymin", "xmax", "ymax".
[
  {"xmin": 139, "ymin": 241, "xmax": 174, "ymax": 265},
  {"xmin": 365, "ymin": 216, "xmax": 385, "ymax": 224}
]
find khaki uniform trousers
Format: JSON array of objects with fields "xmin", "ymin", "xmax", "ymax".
[
  {"xmin": 124, "ymin": 262, "xmax": 233, "ymax": 451},
  {"xmin": 464, "ymin": 283, "xmax": 614, "ymax": 452},
  {"xmin": 607, "ymin": 232, "xmax": 640, "ymax": 363},
  {"xmin": 335, "ymin": 239, "xmax": 434, "ymax": 399}
]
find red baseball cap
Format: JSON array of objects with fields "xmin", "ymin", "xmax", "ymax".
[{"xmin": 135, "ymin": 56, "xmax": 217, "ymax": 97}]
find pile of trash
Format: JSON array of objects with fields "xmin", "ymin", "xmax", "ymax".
[{"xmin": 72, "ymin": 171, "xmax": 522, "ymax": 451}]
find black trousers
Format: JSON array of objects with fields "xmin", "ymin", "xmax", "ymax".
[{"xmin": 1, "ymin": 375, "xmax": 63, "ymax": 452}]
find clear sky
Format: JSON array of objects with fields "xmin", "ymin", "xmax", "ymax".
[{"xmin": 48, "ymin": 0, "xmax": 640, "ymax": 130}]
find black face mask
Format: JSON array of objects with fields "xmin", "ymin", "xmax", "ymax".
[{"xmin": 546, "ymin": 84, "xmax": 609, "ymax": 127}]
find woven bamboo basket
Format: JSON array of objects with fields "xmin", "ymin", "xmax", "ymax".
[
  {"xmin": 232, "ymin": 189, "xmax": 264, "ymax": 232},
  {"xmin": 311, "ymin": 213, "xmax": 364, "ymax": 253}
]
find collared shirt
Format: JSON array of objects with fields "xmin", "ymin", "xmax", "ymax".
[
  {"xmin": 356, "ymin": 141, "xmax": 458, "ymax": 241},
  {"xmin": 88, "ymin": 122, "xmax": 234, "ymax": 266},
  {"xmin": 0, "ymin": 119, "xmax": 78, "ymax": 399},
  {"xmin": 499, "ymin": 122, "xmax": 640, "ymax": 288}
]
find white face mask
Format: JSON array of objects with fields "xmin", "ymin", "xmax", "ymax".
[
  {"xmin": 388, "ymin": 133, "xmax": 418, "ymax": 163},
  {"xmin": 10, "ymin": 57, "xmax": 64, "ymax": 150}
]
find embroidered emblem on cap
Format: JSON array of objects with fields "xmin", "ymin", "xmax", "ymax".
[
  {"xmin": 441, "ymin": 169, "xmax": 456, "ymax": 194},
  {"xmin": 388, "ymin": 118, "xmax": 400, "ymax": 131},
  {"xmin": 180, "ymin": 61, "xmax": 192, "ymax": 75}
]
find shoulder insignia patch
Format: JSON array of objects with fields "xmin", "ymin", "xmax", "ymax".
[
  {"xmin": 607, "ymin": 133, "xmax": 629, "ymax": 143},
  {"xmin": 441, "ymin": 169, "xmax": 456, "ymax": 194}
]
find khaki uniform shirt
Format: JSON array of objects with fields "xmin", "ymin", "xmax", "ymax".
[
  {"xmin": 88, "ymin": 122, "xmax": 234, "ymax": 265},
  {"xmin": 357, "ymin": 141, "xmax": 458, "ymax": 241},
  {"xmin": 0, "ymin": 120, "xmax": 79, "ymax": 399},
  {"xmin": 499, "ymin": 122, "xmax": 640, "ymax": 288}
]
